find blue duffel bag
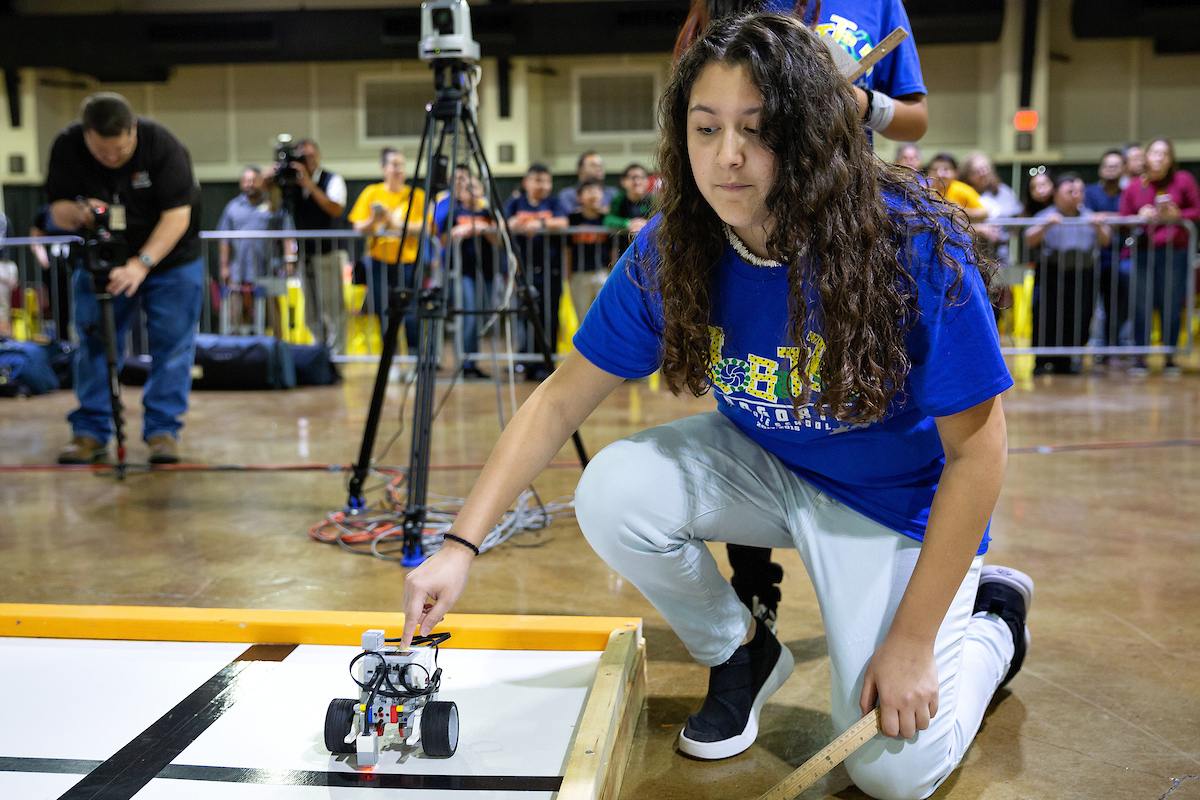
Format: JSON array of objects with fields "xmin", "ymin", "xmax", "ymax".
[
  {"xmin": 0, "ymin": 338, "xmax": 60, "ymax": 397},
  {"xmin": 191, "ymin": 334, "xmax": 296, "ymax": 390}
]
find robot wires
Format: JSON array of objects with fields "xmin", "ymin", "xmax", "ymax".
[{"xmin": 351, "ymin": 632, "xmax": 451, "ymax": 712}]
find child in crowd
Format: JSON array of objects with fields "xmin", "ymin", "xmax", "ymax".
[
  {"xmin": 603, "ymin": 163, "xmax": 654, "ymax": 235},
  {"xmin": 504, "ymin": 164, "xmax": 568, "ymax": 378},
  {"xmin": 567, "ymin": 178, "xmax": 613, "ymax": 323},
  {"xmin": 926, "ymin": 153, "xmax": 989, "ymax": 223}
]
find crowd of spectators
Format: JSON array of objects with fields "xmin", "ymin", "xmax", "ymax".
[
  {"xmin": 893, "ymin": 139, "xmax": 1200, "ymax": 376},
  {"xmin": 7, "ymin": 134, "xmax": 1193, "ymax": 380}
]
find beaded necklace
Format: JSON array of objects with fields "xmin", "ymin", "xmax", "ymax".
[{"xmin": 723, "ymin": 223, "xmax": 782, "ymax": 268}]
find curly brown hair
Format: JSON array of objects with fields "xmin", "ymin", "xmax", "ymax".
[{"xmin": 650, "ymin": 13, "xmax": 991, "ymax": 424}]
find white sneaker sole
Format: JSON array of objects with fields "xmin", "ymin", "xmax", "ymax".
[{"xmin": 677, "ymin": 644, "xmax": 795, "ymax": 760}]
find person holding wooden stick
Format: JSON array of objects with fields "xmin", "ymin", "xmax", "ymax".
[{"xmin": 401, "ymin": 14, "xmax": 1031, "ymax": 799}]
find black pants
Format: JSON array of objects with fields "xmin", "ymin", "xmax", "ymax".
[
  {"xmin": 1097, "ymin": 261, "xmax": 1130, "ymax": 347},
  {"xmin": 1032, "ymin": 251, "xmax": 1096, "ymax": 373},
  {"xmin": 726, "ymin": 543, "xmax": 783, "ymax": 612}
]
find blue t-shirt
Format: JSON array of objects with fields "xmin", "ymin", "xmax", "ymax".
[
  {"xmin": 574, "ymin": 215, "xmax": 1011, "ymax": 554},
  {"xmin": 765, "ymin": 0, "xmax": 927, "ymax": 97},
  {"xmin": 434, "ymin": 195, "xmax": 499, "ymax": 281}
]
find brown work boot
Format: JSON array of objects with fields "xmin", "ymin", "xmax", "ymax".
[
  {"xmin": 58, "ymin": 435, "xmax": 108, "ymax": 464},
  {"xmin": 147, "ymin": 434, "xmax": 180, "ymax": 464}
]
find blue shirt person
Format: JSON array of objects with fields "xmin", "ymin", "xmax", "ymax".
[
  {"xmin": 503, "ymin": 164, "xmax": 568, "ymax": 370},
  {"xmin": 217, "ymin": 167, "xmax": 273, "ymax": 285},
  {"xmin": 761, "ymin": 0, "xmax": 929, "ymax": 141}
]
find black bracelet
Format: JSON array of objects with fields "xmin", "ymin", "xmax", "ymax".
[
  {"xmin": 442, "ymin": 533, "xmax": 480, "ymax": 556},
  {"xmin": 862, "ymin": 88, "xmax": 874, "ymax": 122}
]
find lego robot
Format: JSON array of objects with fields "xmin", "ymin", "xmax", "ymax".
[{"xmin": 325, "ymin": 629, "xmax": 459, "ymax": 765}]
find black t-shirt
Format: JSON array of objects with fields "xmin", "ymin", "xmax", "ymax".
[
  {"xmin": 567, "ymin": 211, "xmax": 611, "ymax": 273},
  {"xmin": 45, "ymin": 118, "xmax": 202, "ymax": 271}
]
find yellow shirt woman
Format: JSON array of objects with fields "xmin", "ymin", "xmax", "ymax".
[{"xmin": 349, "ymin": 183, "xmax": 428, "ymax": 264}]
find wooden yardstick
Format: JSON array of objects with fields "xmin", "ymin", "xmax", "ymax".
[
  {"xmin": 757, "ymin": 707, "xmax": 883, "ymax": 800},
  {"xmin": 847, "ymin": 28, "xmax": 909, "ymax": 83}
]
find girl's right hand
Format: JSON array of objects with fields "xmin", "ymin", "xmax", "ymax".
[{"xmin": 400, "ymin": 543, "xmax": 476, "ymax": 648}]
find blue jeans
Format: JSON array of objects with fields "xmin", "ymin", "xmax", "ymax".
[
  {"xmin": 364, "ymin": 257, "xmax": 418, "ymax": 349},
  {"xmin": 459, "ymin": 275, "xmax": 493, "ymax": 363},
  {"xmin": 1132, "ymin": 246, "xmax": 1189, "ymax": 350},
  {"xmin": 69, "ymin": 257, "xmax": 204, "ymax": 443}
]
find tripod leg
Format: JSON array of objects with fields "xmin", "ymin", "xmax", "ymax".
[
  {"xmin": 346, "ymin": 291, "xmax": 411, "ymax": 508},
  {"xmin": 97, "ymin": 291, "xmax": 127, "ymax": 479},
  {"xmin": 346, "ymin": 101, "xmax": 436, "ymax": 519},
  {"xmin": 462, "ymin": 112, "xmax": 588, "ymax": 466}
]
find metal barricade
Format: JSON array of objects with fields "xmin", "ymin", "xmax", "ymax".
[
  {"xmin": 199, "ymin": 229, "xmax": 369, "ymax": 354},
  {"xmin": 982, "ymin": 216, "xmax": 1196, "ymax": 368},
  {"xmin": 11, "ymin": 217, "xmax": 1188, "ymax": 373},
  {"xmin": 443, "ymin": 225, "xmax": 629, "ymax": 369},
  {"xmin": 0, "ymin": 234, "xmax": 82, "ymax": 343}
]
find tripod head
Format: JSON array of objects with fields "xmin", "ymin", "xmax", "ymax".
[{"xmin": 83, "ymin": 202, "xmax": 130, "ymax": 279}]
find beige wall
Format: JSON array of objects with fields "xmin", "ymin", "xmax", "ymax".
[{"xmin": 3, "ymin": 0, "xmax": 1200, "ymax": 193}]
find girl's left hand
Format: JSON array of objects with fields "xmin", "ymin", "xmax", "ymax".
[{"xmin": 859, "ymin": 631, "xmax": 940, "ymax": 739}]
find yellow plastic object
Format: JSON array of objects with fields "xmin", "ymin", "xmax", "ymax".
[
  {"xmin": 557, "ymin": 281, "xmax": 579, "ymax": 355},
  {"xmin": 10, "ymin": 309, "xmax": 29, "ymax": 340},
  {"xmin": 1008, "ymin": 271, "xmax": 1035, "ymax": 380},
  {"xmin": 24, "ymin": 289, "xmax": 41, "ymax": 339},
  {"xmin": 344, "ymin": 283, "xmax": 382, "ymax": 356},
  {"xmin": 277, "ymin": 277, "xmax": 314, "ymax": 345},
  {"xmin": 0, "ymin": 603, "xmax": 642, "ymax": 652}
]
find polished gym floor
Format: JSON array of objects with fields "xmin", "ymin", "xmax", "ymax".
[{"xmin": 2, "ymin": 356, "xmax": 1198, "ymax": 799}]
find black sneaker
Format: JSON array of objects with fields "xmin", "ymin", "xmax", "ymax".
[
  {"xmin": 461, "ymin": 363, "xmax": 490, "ymax": 380},
  {"xmin": 974, "ymin": 565, "xmax": 1034, "ymax": 688},
  {"xmin": 678, "ymin": 621, "xmax": 794, "ymax": 760}
]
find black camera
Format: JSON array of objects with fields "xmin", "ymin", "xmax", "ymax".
[
  {"xmin": 274, "ymin": 134, "xmax": 301, "ymax": 188},
  {"xmin": 84, "ymin": 203, "xmax": 130, "ymax": 274}
]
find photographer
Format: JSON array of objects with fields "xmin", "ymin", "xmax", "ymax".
[
  {"xmin": 47, "ymin": 92, "xmax": 203, "ymax": 465},
  {"xmin": 266, "ymin": 138, "xmax": 347, "ymax": 349}
]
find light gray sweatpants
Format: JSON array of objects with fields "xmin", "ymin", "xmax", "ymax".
[{"xmin": 574, "ymin": 411, "xmax": 1015, "ymax": 800}]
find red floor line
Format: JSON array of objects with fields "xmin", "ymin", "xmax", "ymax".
[
  {"xmin": 1, "ymin": 440, "xmax": 1195, "ymax": 473},
  {"xmin": 0, "ymin": 461, "xmax": 583, "ymax": 473},
  {"xmin": 1008, "ymin": 438, "xmax": 1200, "ymax": 454}
]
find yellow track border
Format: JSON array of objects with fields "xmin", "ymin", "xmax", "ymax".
[{"xmin": 0, "ymin": 603, "xmax": 642, "ymax": 652}]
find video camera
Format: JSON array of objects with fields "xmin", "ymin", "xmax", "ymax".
[
  {"xmin": 420, "ymin": 0, "xmax": 480, "ymax": 62},
  {"xmin": 273, "ymin": 134, "xmax": 302, "ymax": 188},
  {"xmin": 83, "ymin": 203, "xmax": 129, "ymax": 274}
]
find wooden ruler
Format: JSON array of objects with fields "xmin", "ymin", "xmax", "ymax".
[
  {"xmin": 847, "ymin": 28, "xmax": 909, "ymax": 83},
  {"xmin": 757, "ymin": 707, "xmax": 882, "ymax": 800}
]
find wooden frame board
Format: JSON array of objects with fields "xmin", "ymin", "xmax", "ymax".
[{"xmin": 0, "ymin": 603, "xmax": 647, "ymax": 799}]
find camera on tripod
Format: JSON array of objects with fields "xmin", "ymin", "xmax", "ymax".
[
  {"xmin": 84, "ymin": 203, "xmax": 129, "ymax": 274},
  {"xmin": 420, "ymin": 0, "xmax": 480, "ymax": 62},
  {"xmin": 273, "ymin": 134, "xmax": 302, "ymax": 188}
]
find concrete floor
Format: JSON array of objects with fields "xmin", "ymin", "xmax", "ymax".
[{"xmin": 2, "ymin": 361, "xmax": 1199, "ymax": 799}]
